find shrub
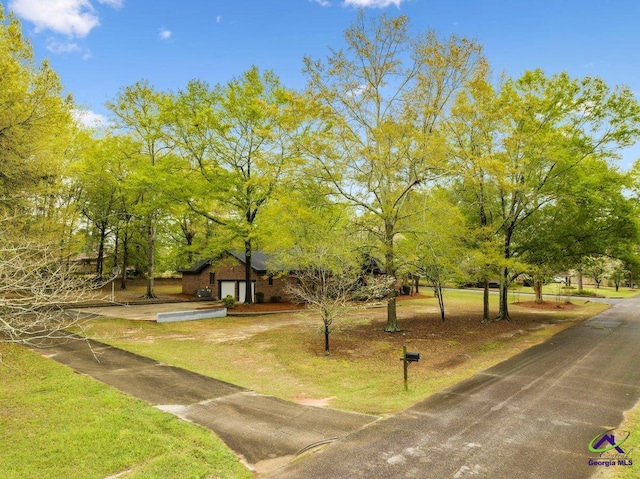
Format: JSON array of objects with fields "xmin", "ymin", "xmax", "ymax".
[
  {"xmin": 401, "ymin": 285, "xmax": 411, "ymax": 295},
  {"xmin": 221, "ymin": 295, "xmax": 236, "ymax": 308},
  {"xmin": 270, "ymin": 295, "xmax": 282, "ymax": 303},
  {"xmin": 571, "ymin": 289, "xmax": 604, "ymax": 298},
  {"xmin": 255, "ymin": 292, "xmax": 265, "ymax": 303}
]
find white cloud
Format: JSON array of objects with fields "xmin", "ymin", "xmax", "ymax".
[
  {"xmin": 98, "ymin": 0, "xmax": 123, "ymax": 7},
  {"xmin": 46, "ymin": 39, "xmax": 92, "ymax": 58},
  {"xmin": 8, "ymin": 0, "xmax": 122, "ymax": 38},
  {"xmin": 343, "ymin": 0, "xmax": 404, "ymax": 7},
  {"xmin": 159, "ymin": 28, "xmax": 172, "ymax": 40},
  {"xmin": 347, "ymin": 84, "xmax": 368, "ymax": 97},
  {"xmin": 216, "ymin": 15, "xmax": 222, "ymax": 23},
  {"xmin": 72, "ymin": 109, "xmax": 110, "ymax": 129},
  {"xmin": 46, "ymin": 39, "xmax": 82, "ymax": 54},
  {"xmin": 312, "ymin": 0, "xmax": 332, "ymax": 6}
]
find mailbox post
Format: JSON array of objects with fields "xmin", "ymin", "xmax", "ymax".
[{"xmin": 401, "ymin": 345, "xmax": 420, "ymax": 391}]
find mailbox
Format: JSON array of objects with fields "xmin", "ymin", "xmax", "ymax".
[{"xmin": 405, "ymin": 352, "xmax": 420, "ymax": 362}]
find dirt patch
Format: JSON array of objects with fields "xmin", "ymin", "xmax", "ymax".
[
  {"xmin": 319, "ymin": 300, "xmax": 583, "ymax": 373},
  {"xmin": 293, "ymin": 396, "xmax": 336, "ymax": 407}
]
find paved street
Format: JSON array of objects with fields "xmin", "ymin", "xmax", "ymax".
[{"xmin": 269, "ymin": 297, "xmax": 640, "ymax": 478}]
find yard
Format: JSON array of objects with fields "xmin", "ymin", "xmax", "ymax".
[
  {"xmin": 0, "ymin": 285, "xmax": 628, "ymax": 479},
  {"xmin": 80, "ymin": 289, "xmax": 611, "ymax": 415}
]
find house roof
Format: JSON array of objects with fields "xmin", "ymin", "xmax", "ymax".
[
  {"xmin": 178, "ymin": 258, "xmax": 212, "ymax": 274},
  {"xmin": 179, "ymin": 251, "xmax": 274, "ymax": 274},
  {"xmin": 228, "ymin": 251, "xmax": 271, "ymax": 272}
]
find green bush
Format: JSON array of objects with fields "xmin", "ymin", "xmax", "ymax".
[
  {"xmin": 571, "ymin": 289, "xmax": 604, "ymax": 298},
  {"xmin": 256, "ymin": 292, "xmax": 265, "ymax": 303},
  {"xmin": 221, "ymin": 295, "xmax": 236, "ymax": 308},
  {"xmin": 270, "ymin": 295, "xmax": 282, "ymax": 303}
]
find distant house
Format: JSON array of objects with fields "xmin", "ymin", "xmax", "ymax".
[
  {"xmin": 70, "ymin": 253, "xmax": 98, "ymax": 275},
  {"xmin": 179, "ymin": 251, "xmax": 296, "ymax": 302}
]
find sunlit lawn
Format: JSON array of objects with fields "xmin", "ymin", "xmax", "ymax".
[
  {"xmin": 537, "ymin": 283, "xmax": 639, "ymax": 299},
  {"xmin": 0, "ymin": 343, "xmax": 252, "ymax": 479}
]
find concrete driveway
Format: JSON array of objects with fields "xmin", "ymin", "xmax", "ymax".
[
  {"xmin": 72, "ymin": 301, "xmax": 217, "ymax": 321},
  {"xmin": 35, "ymin": 333, "xmax": 377, "ymax": 476},
  {"xmin": 269, "ymin": 297, "xmax": 640, "ymax": 478}
]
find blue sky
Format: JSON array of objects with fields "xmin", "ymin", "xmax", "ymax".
[{"xmin": 4, "ymin": 0, "xmax": 640, "ymax": 165}]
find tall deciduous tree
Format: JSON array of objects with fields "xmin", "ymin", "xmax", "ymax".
[
  {"xmin": 446, "ymin": 70, "xmax": 502, "ymax": 322},
  {"xmin": 302, "ymin": 13, "xmax": 484, "ymax": 331},
  {"xmin": 0, "ymin": 7, "xmax": 98, "ymax": 344},
  {"xmin": 516, "ymin": 157, "xmax": 638, "ymax": 302},
  {"xmin": 106, "ymin": 81, "xmax": 176, "ymax": 298},
  {"xmin": 489, "ymin": 71, "xmax": 640, "ymax": 320},
  {"xmin": 73, "ymin": 135, "xmax": 119, "ymax": 280},
  {"xmin": 168, "ymin": 67, "xmax": 302, "ymax": 303},
  {"xmin": 0, "ymin": 5, "xmax": 72, "ymax": 222}
]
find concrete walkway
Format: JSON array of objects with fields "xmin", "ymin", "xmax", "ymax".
[{"xmin": 269, "ymin": 296, "xmax": 640, "ymax": 478}]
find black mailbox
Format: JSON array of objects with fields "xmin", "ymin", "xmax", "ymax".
[{"xmin": 405, "ymin": 352, "xmax": 420, "ymax": 362}]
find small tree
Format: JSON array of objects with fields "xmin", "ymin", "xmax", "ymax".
[
  {"xmin": 398, "ymin": 192, "xmax": 469, "ymax": 321},
  {"xmin": 582, "ymin": 256, "xmax": 609, "ymax": 289},
  {"xmin": 608, "ymin": 259, "xmax": 628, "ymax": 292},
  {"xmin": 286, "ymin": 257, "xmax": 392, "ymax": 355}
]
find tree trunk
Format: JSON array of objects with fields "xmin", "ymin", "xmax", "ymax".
[
  {"xmin": 496, "ymin": 230, "xmax": 512, "ymax": 321},
  {"xmin": 324, "ymin": 321, "xmax": 330, "ymax": 355},
  {"xmin": 496, "ymin": 267, "xmax": 511, "ymax": 321},
  {"xmin": 534, "ymin": 280, "xmax": 543, "ymax": 304},
  {"xmin": 384, "ymin": 221, "xmax": 399, "ymax": 332},
  {"xmin": 120, "ymin": 238, "xmax": 129, "ymax": 290},
  {"xmin": 413, "ymin": 274, "xmax": 419, "ymax": 294},
  {"xmin": 577, "ymin": 270, "xmax": 583, "ymax": 293},
  {"xmin": 435, "ymin": 284, "xmax": 445, "ymax": 321},
  {"xmin": 145, "ymin": 222, "xmax": 156, "ymax": 298},
  {"xmin": 96, "ymin": 225, "xmax": 106, "ymax": 280},
  {"xmin": 385, "ymin": 297, "xmax": 398, "ymax": 332},
  {"xmin": 480, "ymin": 205, "xmax": 490, "ymax": 324},
  {"xmin": 482, "ymin": 278, "xmax": 490, "ymax": 323},
  {"xmin": 244, "ymin": 240, "xmax": 253, "ymax": 304}
]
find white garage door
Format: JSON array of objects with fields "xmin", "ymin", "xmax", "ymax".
[
  {"xmin": 220, "ymin": 281, "xmax": 235, "ymax": 300},
  {"xmin": 238, "ymin": 281, "xmax": 255, "ymax": 303}
]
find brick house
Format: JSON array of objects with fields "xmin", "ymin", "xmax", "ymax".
[{"xmin": 179, "ymin": 251, "xmax": 296, "ymax": 302}]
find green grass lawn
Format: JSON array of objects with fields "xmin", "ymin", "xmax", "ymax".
[
  {"xmin": 536, "ymin": 283, "xmax": 639, "ymax": 299},
  {"xmin": 0, "ymin": 343, "xmax": 252, "ymax": 479},
  {"xmin": 79, "ymin": 290, "xmax": 609, "ymax": 415}
]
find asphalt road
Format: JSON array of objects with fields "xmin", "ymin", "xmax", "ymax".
[{"xmin": 269, "ymin": 296, "xmax": 640, "ymax": 479}]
